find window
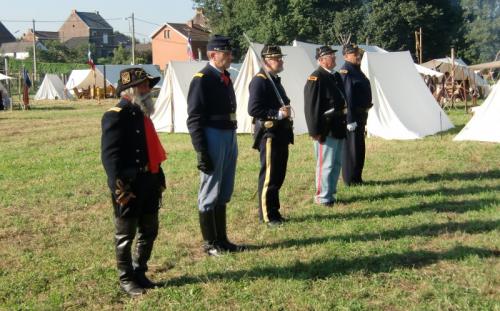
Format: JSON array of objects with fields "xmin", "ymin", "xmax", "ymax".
[
  {"xmin": 164, "ymin": 29, "xmax": 170, "ymax": 39},
  {"xmin": 103, "ymin": 33, "xmax": 108, "ymax": 44}
]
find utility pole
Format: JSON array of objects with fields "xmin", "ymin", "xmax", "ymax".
[
  {"xmin": 415, "ymin": 27, "xmax": 423, "ymax": 64},
  {"xmin": 131, "ymin": 13, "xmax": 136, "ymax": 65},
  {"xmin": 32, "ymin": 19, "xmax": 37, "ymax": 85}
]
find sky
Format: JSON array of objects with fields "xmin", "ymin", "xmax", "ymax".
[{"xmin": 0, "ymin": 0, "xmax": 196, "ymax": 42}]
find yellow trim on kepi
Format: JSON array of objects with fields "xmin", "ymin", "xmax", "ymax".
[
  {"xmin": 261, "ymin": 138, "xmax": 272, "ymax": 223},
  {"xmin": 108, "ymin": 107, "xmax": 122, "ymax": 112}
]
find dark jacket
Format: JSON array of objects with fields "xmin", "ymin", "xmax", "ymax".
[
  {"xmin": 340, "ymin": 61, "xmax": 372, "ymax": 125},
  {"xmin": 187, "ymin": 64, "xmax": 237, "ymax": 152},
  {"xmin": 101, "ymin": 98, "xmax": 166, "ymax": 194},
  {"xmin": 304, "ymin": 66, "xmax": 347, "ymax": 140},
  {"xmin": 248, "ymin": 69, "xmax": 294, "ymax": 147}
]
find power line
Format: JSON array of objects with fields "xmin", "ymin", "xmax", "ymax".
[{"xmin": 133, "ymin": 17, "xmax": 162, "ymax": 27}]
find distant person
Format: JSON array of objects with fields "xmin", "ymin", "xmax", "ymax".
[
  {"xmin": 0, "ymin": 91, "xmax": 3, "ymax": 110},
  {"xmin": 101, "ymin": 68, "xmax": 166, "ymax": 297},
  {"xmin": 339, "ymin": 44, "xmax": 373, "ymax": 186},
  {"xmin": 304, "ymin": 46, "xmax": 347, "ymax": 206},
  {"xmin": 187, "ymin": 35, "xmax": 246, "ymax": 256},
  {"xmin": 248, "ymin": 45, "xmax": 293, "ymax": 226}
]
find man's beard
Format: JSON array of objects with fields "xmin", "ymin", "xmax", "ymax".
[{"xmin": 133, "ymin": 93, "xmax": 155, "ymax": 117}]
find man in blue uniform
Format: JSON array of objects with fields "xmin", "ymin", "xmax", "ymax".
[
  {"xmin": 187, "ymin": 35, "xmax": 246, "ymax": 256},
  {"xmin": 248, "ymin": 45, "xmax": 293, "ymax": 227},
  {"xmin": 304, "ymin": 46, "xmax": 347, "ymax": 206},
  {"xmin": 339, "ymin": 44, "xmax": 373, "ymax": 186},
  {"xmin": 101, "ymin": 68, "xmax": 166, "ymax": 296}
]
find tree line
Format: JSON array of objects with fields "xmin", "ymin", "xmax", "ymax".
[{"xmin": 193, "ymin": 0, "xmax": 499, "ymax": 64}]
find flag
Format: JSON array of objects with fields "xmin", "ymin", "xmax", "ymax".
[
  {"xmin": 187, "ymin": 35, "xmax": 194, "ymax": 61},
  {"xmin": 87, "ymin": 49, "xmax": 95, "ymax": 70},
  {"xmin": 22, "ymin": 68, "xmax": 31, "ymax": 108},
  {"xmin": 23, "ymin": 68, "xmax": 32, "ymax": 88}
]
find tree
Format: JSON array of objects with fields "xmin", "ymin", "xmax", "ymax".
[
  {"xmin": 364, "ymin": 0, "xmax": 463, "ymax": 62},
  {"xmin": 111, "ymin": 45, "xmax": 131, "ymax": 64},
  {"xmin": 459, "ymin": 0, "xmax": 500, "ymax": 64}
]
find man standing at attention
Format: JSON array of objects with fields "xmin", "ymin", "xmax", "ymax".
[
  {"xmin": 248, "ymin": 45, "xmax": 293, "ymax": 226},
  {"xmin": 187, "ymin": 35, "xmax": 246, "ymax": 256},
  {"xmin": 101, "ymin": 68, "xmax": 166, "ymax": 296},
  {"xmin": 304, "ymin": 46, "xmax": 347, "ymax": 206},
  {"xmin": 339, "ymin": 44, "xmax": 373, "ymax": 186}
]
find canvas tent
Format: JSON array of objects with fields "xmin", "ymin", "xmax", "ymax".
[
  {"xmin": 0, "ymin": 73, "xmax": 13, "ymax": 80},
  {"xmin": 152, "ymin": 61, "xmax": 241, "ymax": 133},
  {"xmin": 65, "ymin": 69, "xmax": 111, "ymax": 95},
  {"xmin": 293, "ymin": 40, "xmax": 443, "ymax": 78},
  {"xmin": 35, "ymin": 74, "xmax": 71, "ymax": 100},
  {"xmin": 234, "ymin": 44, "xmax": 314, "ymax": 134},
  {"xmin": 421, "ymin": 57, "xmax": 490, "ymax": 92},
  {"xmin": 94, "ymin": 64, "xmax": 164, "ymax": 89},
  {"xmin": 361, "ymin": 51, "xmax": 454, "ymax": 139},
  {"xmin": 454, "ymin": 80, "xmax": 500, "ymax": 143}
]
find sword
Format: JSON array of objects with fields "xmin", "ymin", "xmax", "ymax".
[{"xmin": 243, "ymin": 33, "xmax": 287, "ymax": 108}]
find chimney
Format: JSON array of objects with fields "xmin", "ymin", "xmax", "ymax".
[
  {"xmin": 95, "ymin": 11, "xmax": 99, "ymax": 15},
  {"xmin": 188, "ymin": 20, "xmax": 194, "ymax": 28}
]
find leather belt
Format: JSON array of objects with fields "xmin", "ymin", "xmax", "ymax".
[{"xmin": 207, "ymin": 113, "xmax": 236, "ymax": 121}]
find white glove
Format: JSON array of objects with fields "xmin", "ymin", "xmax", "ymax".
[{"xmin": 347, "ymin": 122, "xmax": 358, "ymax": 132}]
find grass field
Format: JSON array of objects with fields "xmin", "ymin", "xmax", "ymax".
[{"xmin": 0, "ymin": 100, "xmax": 499, "ymax": 310}]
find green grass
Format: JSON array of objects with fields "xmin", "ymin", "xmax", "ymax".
[{"xmin": 0, "ymin": 100, "xmax": 499, "ymax": 310}]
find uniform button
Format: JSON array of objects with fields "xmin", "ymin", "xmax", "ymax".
[
  {"xmin": 136, "ymin": 130, "xmax": 140, "ymax": 134},
  {"xmin": 136, "ymin": 159, "xmax": 140, "ymax": 163},
  {"xmin": 132, "ymin": 112, "xmax": 136, "ymax": 115},
  {"xmin": 136, "ymin": 149, "xmax": 140, "ymax": 153}
]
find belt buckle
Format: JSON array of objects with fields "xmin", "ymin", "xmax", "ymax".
[
  {"xmin": 230, "ymin": 113, "xmax": 236, "ymax": 121},
  {"xmin": 264, "ymin": 121, "xmax": 274, "ymax": 129}
]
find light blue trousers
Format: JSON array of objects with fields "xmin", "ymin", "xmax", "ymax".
[
  {"xmin": 313, "ymin": 136, "xmax": 344, "ymax": 204},
  {"xmin": 198, "ymin": 127, "xmax": 238, "ymax": 212}
]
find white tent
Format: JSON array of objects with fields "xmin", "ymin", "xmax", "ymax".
[
  {"xmin": 293, "ymin": 40, "xmax": 443, "ymax": 78},
  {"xmin": 234, "ymin": 44, "xmax": 314, "ymax": 134},
  {"xmin": 65, "ymin": 69, "xmax": 111, "ymax": 95},
  {"xmin": 0, "ymin": 73, "xmax": 13, "ymax": 80},
  {"xmin": 454, "ymin": 80, "xmax": 500, "ymax": 143},
  {"xmin": 421, "ymin": 57, "xmax": 490, "ymax": 93},
  {"xmin": 361, "ymin": 51, "xmax": 454, "ymax": 139},
  {"xmin": 152, "ymin": 61, "xmax": 241, "ymax": 133},
  {"xmin": 35, "ymin": 74, "xmax": 71, "ymax": 100}
]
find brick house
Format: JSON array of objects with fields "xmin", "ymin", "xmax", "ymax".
[
  {"xmin": 21, "ymin": 30, "xmax": 59, "ymax": 43},
  {"xmin": 58, "ymin": 10, "xmax": 116, "ymax": 58},
  {"xmin": 151, "ymin": 9, "xmax": 211, "ymax": 70}
]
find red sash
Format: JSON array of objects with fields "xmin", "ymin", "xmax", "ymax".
[{"xmin": 143, "ymin": 116, "xmax": 166, "ymax": 173}]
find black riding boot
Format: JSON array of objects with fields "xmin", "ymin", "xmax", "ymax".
[
  {"xmin": 215, "ymin": 205, "xmax": 246, "ymax": 252},
  {"xmin": 199, "ymin": 209, "xmax": 222, "ymax": 256},
  {"xmin": 133, "ymin": 213, "xmax": 159, "ymax": 289},
  {"xmin": 115, "ymin": 217, "xmax": 145, "ymax": 297}
]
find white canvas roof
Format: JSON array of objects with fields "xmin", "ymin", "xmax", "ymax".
[
  {"xmin": 152, "ymin": 61, "xmax": 241, "ymax": 133},
  {"xmin": 35, "ymin": 74, "xmax": 71, "ymax": 100},
  {"xmin": 421, "ymin": 57, "xmax": 489, "ymax": 88},
  {"xmin": 0, "ymin": 73, "xmax": 13, "ymax": 80},
  {"xmin": 293, "ymin": 40, "xmax": 443, "ymax": 78},
  {"xmin": 65, "ymin": 69, "xmax": 111, "ymax": 94},
  {"xmin": 361, "ymin": 51, "xmax": 454, "ymax": 139},
  {"xmin": 234, "ymin": 44, "xmax": 315, "ymax": 134},
  {"xmin": 454, "ymin": 80, "xmax": 500, "ymax": 143}
]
